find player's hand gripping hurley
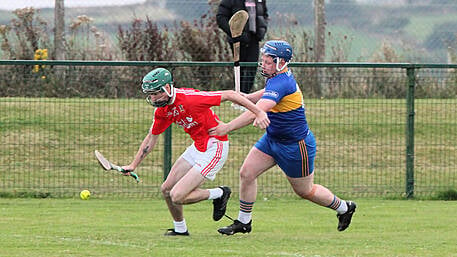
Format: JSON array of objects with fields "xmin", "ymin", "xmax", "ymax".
[
  {"xmin": 229, "ymin": 10, "xmax": 249, "ymax": 111},
  {"xmin": 94, "ymin": 150, "xmax": 140, "ymax": 183}
]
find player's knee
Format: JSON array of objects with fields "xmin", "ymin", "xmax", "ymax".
[
  {"xmin": 239, "ymin": 166, "xmax": 256, "ymax": 182},
  {"xmin": 160, "ymin": 183, "xmax": 172, "ymax": 197},
  {"xmin": 168, "ymin": 188, "xmax": 187, "ymax": 204},
  {"xmin": 169, "ymin": 189, "xmax": 185, "ymax": 204},
  {"xmin": 301, "ymin": 184, "xmax": 317, "ymax": 200}
]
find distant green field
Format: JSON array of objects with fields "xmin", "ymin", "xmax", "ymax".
[
  {"xmin": 1, "ymin": 97, "xmax": 456, "ymax": 198},
  {"xmin": 0, "ymin": 3, "xmax": 177, "ymax": 25},
  {"xmin": 0, "ymin": 198, "xmax": 456, "ymax": 257},
  {"xmin": 1, "ymin": 2, "xmax": 456, "ymax": 62},
  {"xmin": 405, "ymin": 15, "xmax": 457, "ymax": 41}
]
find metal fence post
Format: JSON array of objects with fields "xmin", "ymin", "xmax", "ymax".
[
  {"xmin": 163, "ymin": 126, "xmax": 172, "ymax": 181},
  {"xmin": 405, "ymin": 67, "xmax": 416, "ymax": 198}
]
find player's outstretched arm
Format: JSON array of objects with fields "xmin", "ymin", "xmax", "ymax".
[
  {"xmin": 243, "ymin": 89, "xmax": 265, "ymax": 104},
  {"xmin": 209, "ymin": 98, "xmax": 276, "ymax": 136},
  {"xmin": 122, "ymin": 133, "xmax": 159, "ymax": 171},
  {"xmin": 220, "ymin": 90, "xmax": 270, "ymax": 129}
]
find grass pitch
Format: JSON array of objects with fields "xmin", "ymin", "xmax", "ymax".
[
  {"xmin": 1, "ymin": 97, "xmax": 456, "ymax": 198},
  {"xmin": 0, "ymin": 198, "xmax": 456, "ymax": 257}
]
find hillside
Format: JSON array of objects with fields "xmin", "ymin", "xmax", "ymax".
[{"xmin": 0, "ymin": 0, "xmax": 456, "ymax": 62}]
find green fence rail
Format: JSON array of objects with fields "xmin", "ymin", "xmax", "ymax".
[{"xmin": 1, "ymin": 61, "xmax": 456, "ymax": 198}]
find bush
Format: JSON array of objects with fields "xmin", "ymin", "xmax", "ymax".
[
  {"xmin": 435, "ymin": 189, "xmax": 457, "ymax": 200},
  {"xmin": 0, "ymin": 5, "xmax": 456, "ymax": 98},
  {"xmin": 118, "ymin": 17, "xmax": 174, "ymax": 61}
]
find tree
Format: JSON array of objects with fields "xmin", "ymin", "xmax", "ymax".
[
  {"xmin": 54, "ymin": 0, "xmax": 65, "ymax": 60},
  {"xmin": 314, "ymin": 0, "xmax": 325, "ymax": 62}
]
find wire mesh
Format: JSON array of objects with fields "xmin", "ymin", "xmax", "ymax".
[{"xmin": 0, "ymin": 62, "xmax": 456, "ymax": 199}]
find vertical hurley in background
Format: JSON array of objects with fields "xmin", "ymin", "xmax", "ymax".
[{"xmin": 217, "ymin": 0, "xmax": 269, "ymax": 93}]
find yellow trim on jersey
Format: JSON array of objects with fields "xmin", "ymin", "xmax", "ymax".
[{"xmin": 270, "ymin": 85, "xmax": 304, "ymax": 113}]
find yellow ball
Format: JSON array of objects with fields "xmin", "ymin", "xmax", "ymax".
[{"xmin": 80, "ymin": 189, "xmax": 90, "ymax": 200}]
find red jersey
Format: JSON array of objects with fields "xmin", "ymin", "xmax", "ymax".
[{"xmin": 150, "ymin": 88, "xmax": 228, "ymax": 152}]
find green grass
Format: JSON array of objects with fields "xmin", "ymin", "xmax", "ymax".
[
  {"xmin": 0, "ymin": 3, "xmax": 177, "ymax": 26},
  {"xmin": 405, "ymin": 15, "xmax": 457, "ymax": 42},
  {"xmin": 0, "ymin": 198, "xmax": 456, "ymax": 257},
  {"xmin": 1, "ymin": 97, "xmax": 456, "ymax": 198}
]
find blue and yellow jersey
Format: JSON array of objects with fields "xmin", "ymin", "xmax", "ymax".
[{"xmin": 261, "ymin": 70, "xmax": 309, "ymax": 142}]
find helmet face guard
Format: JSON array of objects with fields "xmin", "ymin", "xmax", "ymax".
[
  {"xmin": 145, "ymin": 87, "xmax": 174, "ymax": 107},
  {"xmin": 142, "ymin": 68, "xmax": 175, "ymax": 107},
  {"xmin": 260, "ymin": 40, "xmax": 293, "ymax": 77}
]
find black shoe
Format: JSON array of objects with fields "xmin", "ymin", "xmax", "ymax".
[
  {"xmin": 213, "ymin": 186, "xmax": 231, "ymax": 221},
  {"xmin": 337, "ymin": 201, "xmax": 357, "ymax": 231},
  {"xmin": 164, "ymin": 228, "xmax": 190, "ymax": 236},
  {"xmin": 218, "ymin": 220, "xmax": 252, "ymax": 235}
]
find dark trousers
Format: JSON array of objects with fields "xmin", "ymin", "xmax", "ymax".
[{"xmin": 232, "ymin": 40, "xmax": 260, "ymax": 93}]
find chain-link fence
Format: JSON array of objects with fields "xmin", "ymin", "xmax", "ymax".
[{"xmin": 1, "ymin": 61, "xmax": 456, "ymax": 198}]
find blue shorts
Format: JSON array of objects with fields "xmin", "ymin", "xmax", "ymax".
[{"xmin": 255, "ymin": 130, "xmax": 316, "ymax": 178}]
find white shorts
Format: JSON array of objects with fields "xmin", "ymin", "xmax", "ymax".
[{"xmin": 181, "ymin": 138, "xmax": 229, "ymax": 181}]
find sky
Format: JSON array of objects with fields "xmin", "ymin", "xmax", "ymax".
[{"xmin": 0, "ymin": 0, "xmax": 147, "ymax": 10}]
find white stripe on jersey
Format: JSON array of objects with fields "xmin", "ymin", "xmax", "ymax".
[{"xmin": 175, "ymin": 89, "xmax": 222, "ymax": 96}]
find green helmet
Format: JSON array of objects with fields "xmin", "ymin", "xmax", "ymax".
[
  {"xmin": 142, "ymin": 68, "xmax": 173, "ymax": 93},
  {"xmin": 142, "ymin": 68, "xmax": 174, "ymax": 107}
]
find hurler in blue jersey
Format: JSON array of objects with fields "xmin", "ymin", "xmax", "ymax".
[{"xmin": 209, "ymin": 40, "xmax": 357, "ymax": 235}]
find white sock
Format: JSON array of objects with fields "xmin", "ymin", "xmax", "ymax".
[
  {"xmin": 207, "ymin": 188, "xmax": 223, "ymax": 200},
  {"xmin": 336, "ymin": 200, "xmax": 348, "ymax": 214},
  {"xmin": 173, "ymin": 219, "xmax": 187, "ymax": 233},
  {"xmin": 238, "ymin": 211, "xmax": 252, "ymax": 224}
]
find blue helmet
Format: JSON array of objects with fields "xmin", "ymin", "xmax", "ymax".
[{"xmin": 261, "ymin": 40, "xmax": 293, "ymax": 62}]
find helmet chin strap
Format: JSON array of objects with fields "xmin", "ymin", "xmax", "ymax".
[
  {"xmin": 260, "ymin": 57, "xmax": 289, "ymax": 78},
  {"xmin": 276, "ymin": 57, "xmax": 289, "ymax": 72},
  {"xmin": 145, "ymin": 85, "xmax": 175, "ymax": 107},
  {"xmin": 162, "ymin": 84, "xmax": 173, "ymax": 97},
  {"xmin": 150, "ymin": 97, "xmax": 169, "ymax": 107}
]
